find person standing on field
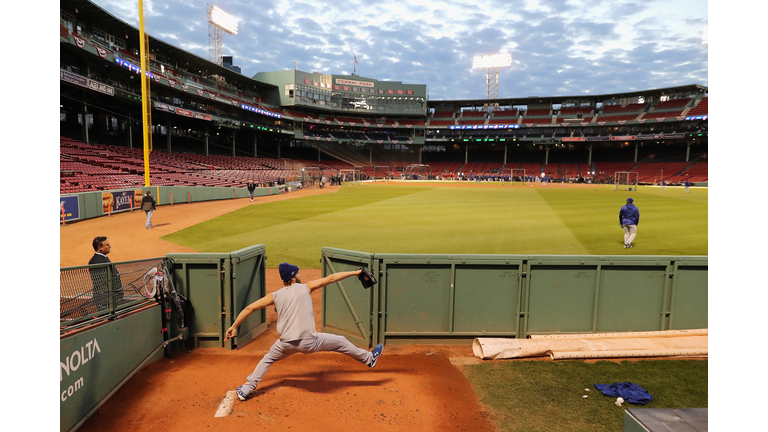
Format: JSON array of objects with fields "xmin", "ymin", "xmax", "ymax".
[
  {"xmin": 684, "ymin": 179, "xmax": 690, "ymax": 193},
  {"xmin": 619, "ymin": 197, "xmax": 640, "ymax": 248},
  {"xmin": 141, "ymin": 191, "xmax": 156, "ymax": 229},
  {"xmin": 247, "ymin": 181, "xmax": 256, "ymax": 201},
  {"xmin": 226, "ymin": 263, "xmax": 384, "ymax": 402},
  {"xmin": 661, "ymin": 178, "xmax": 667, "ymax": 190}
]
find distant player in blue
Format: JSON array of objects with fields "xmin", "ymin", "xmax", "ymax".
[
  {"xmin": 684, "ymin": 179, "xmax": 690, "ymax": 193},
  {"xmin": 541, "ymin": 174, "xmax": 547, "ymax": 186},
  {"xmin": 661, "ymin": 178, "xmax": 666, "ymax": 191},
  {"xmin": 619, "ymin": 197, "xmax": 640, "ymax": 248}
]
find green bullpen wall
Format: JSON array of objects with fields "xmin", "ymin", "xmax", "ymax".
[
  {"xmin": 320, "ymin": 248, "xmax": 707, "ymax": 347},
  {"xmin": 60, "ymin": 304, "xmax": 164, "ymax": 432},
  {"xmin": 167, "ymin": 244, "xmax": 269, "ymax": 350},
  {"xmin": 60, "ymin": 185, "xmax": 284, "ymax": 223},
  {"xmin": 60, "ymin": 245, "xmax": 268, "ymax": 432}
]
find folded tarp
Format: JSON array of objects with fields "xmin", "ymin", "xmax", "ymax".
[{"xmin": 472, "ymin": 334, "xmax": 708, "ymax": 360}]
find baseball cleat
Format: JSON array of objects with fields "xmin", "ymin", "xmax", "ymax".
[
  {"xmin": 369, "ymin": 343, "xmax": 384, "ymax": 368},
  {"xmin": 236, "ymin": 385, "xmax": 248, "ymax": 401}
]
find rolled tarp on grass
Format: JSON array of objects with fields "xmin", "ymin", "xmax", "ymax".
[
  {"xmin": 549, "ymin": 348, "xmax": 708, "ymax": 360},
  {"xmin": 472, "ymin": 333, "xmax": 708, "ymax": 360},
  {"xmin": 527, "ymin": 329, "xmax": 707, "ymax": 340}
]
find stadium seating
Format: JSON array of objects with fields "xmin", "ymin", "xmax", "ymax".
[
  {"xmin": 555, "ymin": 163, "xmax": 583, "ymax": 177},
  {"xmin": 638, "ymin": 111, "xmax": 686, "ymax": 121},
  {"xmin": 558, "ymin": 108, "xmax": 593, "ymax": 116},
  {"xmin": 428, "ymin": 120, "xmax": 456, "ymax": 126},
  {"xmin": 432, "ymin": 111, "xmax": 455, "ymax": 118},
  {"xmin": 427, "ymin": 162, "xmax": 450, "ymax": 174},
  {"xmin": 442, "ymin": 162, "xmax": 464, "ymax": 175},
  {"xmin": 457, "ymin": 119, "xmax": 487, "ymax": 125},
  {"xmin": 488, "ymin": 118, "xmax": 521, "ymax": 125},
  {"xmin": 632, "ymin": 162, "xmax": 691, "ymax": 183},
  {"xmin": 521, "ymin": 118, "xmax": 555, "ymax": 125},
  {"xmin": 679, "ymin": 162, "xmax": 707, "ymax": 183},
  {"xmin": 398, "ymin": 120, "xmax": 426, "ymax": 126},
  {"xmin": 60, "ymin": 137, "xmax": 343, "ymax": 192},
  {"xmin": 491, "ymin": 109, "xmax": 518, "ymax": 118},
  {"xmin": 475, "ymin": 162, "xmax": 502, "ymax": 174},
  {"xmin": 518, "ymin": 163, "xmax": 544, "ymax": 176},
  {"xmin": 593, "ymin": 162, "xmax": 637, "ymax": 178},
  {"xmin": 523, "ymin": 109, "xmax": 551, "ymax": 116},
  {"xmin": 686, "ymin": 97, "xmax": 708, "ymax": 116},
  {"xmin": 594, "ymin": 114, "xmax": 641, "ymax": 123},
  {"xmin": 649, "ymin": 98, "xmax": 692, "ymax": 112},
  {"xmin": 556, "ymin": 117, "xmax": 592, "ymax": 125},
  {"xmin": 599, "ymin": 103, "xmax": 647, "ymax": 114}
]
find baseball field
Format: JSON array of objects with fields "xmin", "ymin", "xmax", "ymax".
[
  {"xmin": 64, "ymin": 181, "xmax": 708, "ymax": 431},
  {"xmin": 162, "ymin": 181, "xmax": 708, "ymax": 268}
]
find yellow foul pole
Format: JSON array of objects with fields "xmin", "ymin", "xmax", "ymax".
[{"xmin": 138, "ymin": 0, "xmax": 151, "ymax": 186}]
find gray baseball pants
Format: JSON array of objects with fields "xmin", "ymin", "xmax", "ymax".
[
  {"xmin": 240, "ymin": 333, "xmax": 372, "ymax": 395},
  {"xmin": 623, "ymin": 224, "xmax": 637, "ymax": 244}
]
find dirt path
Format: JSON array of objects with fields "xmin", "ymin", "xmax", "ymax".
[
  {"xmin": 60, "ymin": 186, "xmax": 341, "ymax": 268},
  {"xmin": 64, "ymin": 184, "xmax": 497, "ymax": 432}
]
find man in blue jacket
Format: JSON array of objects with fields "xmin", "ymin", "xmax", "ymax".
[{"xmin": 619, "ymin": 198, "xmax": 640, "ymax": 248}]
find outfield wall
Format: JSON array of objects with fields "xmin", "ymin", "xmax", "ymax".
[
  {"xmin": 60, "ymin": 185, "xmax": 284, "ymax": 224},
  {"xmin": 320, "ymin": 248, "xmax": 707, "ymax": 346}
]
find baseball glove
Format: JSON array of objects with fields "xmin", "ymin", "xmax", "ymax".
[{"xmin": 357, "ymin": 267, "xmax": 377, "ymax": 289}]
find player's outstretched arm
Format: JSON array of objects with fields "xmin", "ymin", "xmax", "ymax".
[
  {"xmin": 224, "ymin": 293, "xmax": 275, "ymax": 341},
  {"xmin": 306, "ymin": 270, "xmax": 362, "ymax": 293}
]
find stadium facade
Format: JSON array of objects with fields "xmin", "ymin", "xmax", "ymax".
[{"xmin": 60, "ymin": 0, "xmax": 708, "ymax": 188}]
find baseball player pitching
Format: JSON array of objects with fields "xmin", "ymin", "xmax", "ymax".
[{"xmin": 224, "ymin": 262, "xmax": 384, "ymax": 401}]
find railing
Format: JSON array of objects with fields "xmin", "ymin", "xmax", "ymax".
[{"xmin": 60, "ymin": 257, "xmax": 166, "ymax": 331}]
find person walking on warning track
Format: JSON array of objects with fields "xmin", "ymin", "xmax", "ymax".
[
  {"xmin": 247, "ymin": 181, "xmax": 256, "ymax": 201},
  {"xmin": 141, "ymin": 191, "xmax": 156, "ymax": 229},
  {"xmin": 225, "ymin": 263, "xmax": 384, "ymax": 401},
  {"xmin": 619, "ymin": 197, "xmax": 640, "ymax": 249}
]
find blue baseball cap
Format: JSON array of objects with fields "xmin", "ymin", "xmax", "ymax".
[
  {"xmin": 279, "ymin": 263, "xmax": 300, "ymax": 282},
  {"xmin": 626, "ymin": 198, "xmax": 633, "ymax": 203}
]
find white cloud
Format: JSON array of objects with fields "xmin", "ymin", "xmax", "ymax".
[{"xmin": 89, "ymin": 0, "xmax": 707, "ymax": 99}]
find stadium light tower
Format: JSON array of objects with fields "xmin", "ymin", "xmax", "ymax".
[
  {"xmin": 207, "ymin": 5, "xmax": 238, "ymax": 65},
  {"xmin": 473, "ymin": 53, "xmax": 512, "ymax": 112}
]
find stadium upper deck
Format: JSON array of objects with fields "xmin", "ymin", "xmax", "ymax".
[{"xmin": 60, "ymin": 0, "xmax": 707, "ymax": 180}]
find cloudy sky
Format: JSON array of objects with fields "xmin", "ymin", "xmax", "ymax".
[{"xmin": 91, "ymin": 0, "xmax": 707, "ymax": 101}]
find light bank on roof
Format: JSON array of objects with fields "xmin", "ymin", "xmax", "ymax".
[{"xmin": 253, "ymin": 70, "xmax": 428, "ymax": 116}]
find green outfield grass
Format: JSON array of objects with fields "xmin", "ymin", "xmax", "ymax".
[
  {"xmin": 463, "ymin": 359, "xmax": 708, "ymax": 432},
  {"xmin": 161, "ymin": 183, "xmax": 707, "ymax": 269}
]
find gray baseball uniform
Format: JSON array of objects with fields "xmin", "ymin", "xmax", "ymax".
[{"xmin": 239, "ymin": 283, "xmax": 373, "ymax": 396}]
